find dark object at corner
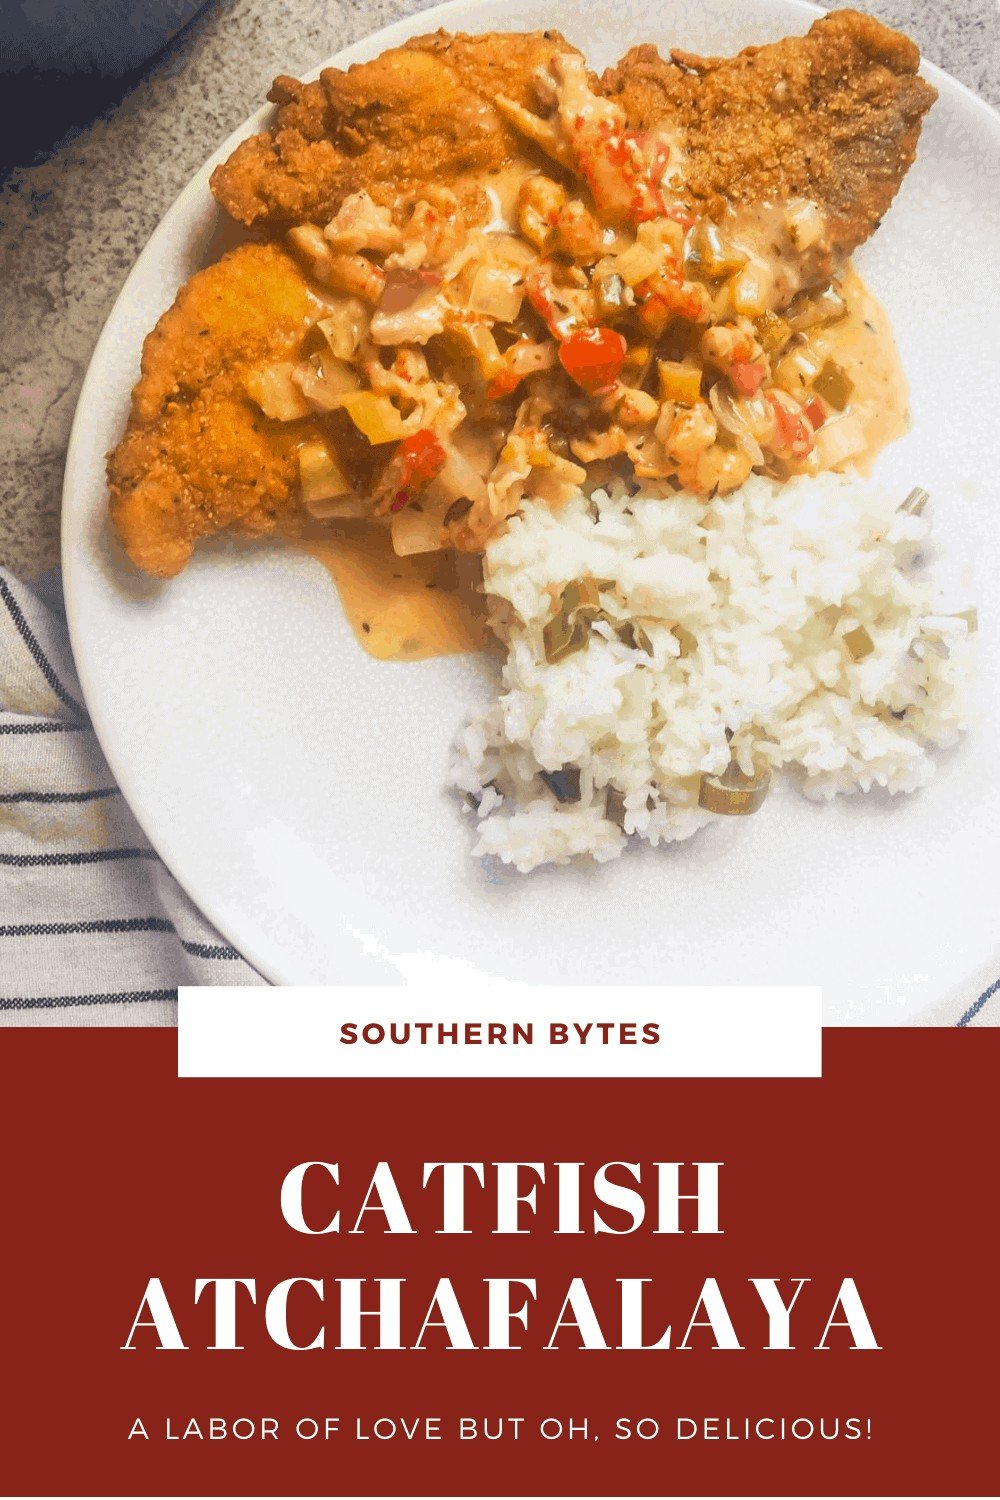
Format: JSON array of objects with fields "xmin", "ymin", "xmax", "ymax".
[{"xmin": 0, "ymin": 0, "xmax": 210, "ymax": 179}]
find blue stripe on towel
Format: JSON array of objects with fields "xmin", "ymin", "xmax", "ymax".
[
  {"xmin": 957, "ymin": 977, "xmax": 999, "ymax": 1028},
  {"xmin": 0, "ymin": 848, "xmax": 157, "ymax": 867},
  {"xmin": 0, "ymin": 576, "xmax": 88, "ymax": 722},
  {"xmin": 0, "ymin": 990, "xmax": 178, "ymax": 1012}
]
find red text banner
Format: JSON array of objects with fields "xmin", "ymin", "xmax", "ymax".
[{"xmin": 0, "ymin": 1029, "xmax": 995, "ymax": 1497}]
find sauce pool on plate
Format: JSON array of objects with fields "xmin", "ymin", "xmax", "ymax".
[{"xmin": 296, "ymin": 524, "xmax": 492, "ymax": 661}]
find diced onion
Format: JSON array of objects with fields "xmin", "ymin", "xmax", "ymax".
[
  {"xmin": 468, "ymin": 266, "xmax": 524, "ymax": 323},
  {"xmin": 814, "ymin": 411, "xmax": 867, "ymax": 470},
  {"xmin": 244, "ymin": 363, "xmax": 311, "ymax": 421},
  {"xmin": 391, "ymin": 500, "xmax": 449, "ymax": 555},
  {"xmin": 479, "ymin": 231, "xmax": 537, "ymax": 271},
  {"xmin": 708, "ymin": 382, "xmax": 767, "ymax": 465},
  {"xmin": 638, "ymin": 217, "xmax": 686, "ymax": 259},
  {"xmin": 293, "ymin": 351, "xmax": 362, "ymax": 412},
  {"xmin": 775, "ymin": 344, "xmax": 824, "ymax": 395},
  {"xmin": 784, "ymin": 198, "xmax": 825, "ymax": 251},
  {"xmin": 317, "ymin": 299, "xmax": 370, "ymax": 360},
  {"xmin": 431, "ymin": 444, "xmax": 489, "ymax": 506},
  {"xmin": 615, "ymin": 242, "xmax": 660, "ymax": 287},
  {"xmin": 449, "ymin": 320, "xmax": 504, "ymax": 378},
  {"xmin": 594, "ymin": 270, "xmax": 629, "ymax": 320},
  {"xmin": 298, "ymin": 441, "xmax": 353, "ymax": 509},
  {"xmin": 729, "ymin": 261, "xmax": 773, "ymax": 317}
]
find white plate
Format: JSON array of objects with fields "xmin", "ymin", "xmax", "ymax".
[{"xmin": 63, "ymin": 0, "xmax": 1000, "ymax": 1018}]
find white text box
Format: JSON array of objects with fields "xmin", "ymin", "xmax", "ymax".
[{"xmin": 178, "ymin": 986, "xmax": 822, "ymax": 1079}]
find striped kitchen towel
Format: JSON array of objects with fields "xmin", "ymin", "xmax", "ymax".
[{"xmin": 0, "ymin": 568, "xmax": 264, "ymax": 1025}]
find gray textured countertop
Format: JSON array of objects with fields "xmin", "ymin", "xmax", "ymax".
[{"xmin": 2, "ymin": 0, "xmax": 998, "ymax": 578}]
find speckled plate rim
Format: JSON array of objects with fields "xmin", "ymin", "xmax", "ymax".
[{"xmin": 62, "ymin": 0, "xmax": 1000, "ymax": 1004}]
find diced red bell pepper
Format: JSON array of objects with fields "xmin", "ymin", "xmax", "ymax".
[
  {"xmin": 802, "ymin": 395, "xmax": 827, "ymax": 430},
  {"xmin": 399, "ymin": 429, "xmax": 446, "ymax": 485},
  {"xmin": 730, "ymin": 361, "xmax": 766, "ymax": 397},
  {"xmin": 557, "ymin": 326, "xmax": 628, "ymax": 394},
  {"xmin": 766, "ymin": 391, "xmax": 815, "ymax": 459},
  {"xmin": 388, "ymin": 429, "xmax": 447, "ymax": 511},
  {"xmin": 486, "ymin": 370, "xmax": 522, "ymax": 402}
]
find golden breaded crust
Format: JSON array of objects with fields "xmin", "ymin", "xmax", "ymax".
[
  {"xmin": 107, "ymin": 244, "xmax": 318, "ymax": 578},
  {"xmin": 601, "ymin": 9, "xmax": 936, "ymax": 258},
  {"xmin": 210, "ymin": 29, "xmax": 580, "ymax": 228}
]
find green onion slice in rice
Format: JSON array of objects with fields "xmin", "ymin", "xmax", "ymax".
[
  {"xmin": 900, "ymin": 486, "xmax": 930, "ymax": 515},
  {"xmin": 604, "ymin": 787, "xmax": 627, "ymax": 826},
  {"xmin": 843, "ymin": 624, "xmax": 875, "ymax": 662},
  {"xmin": 541, "ymin": 767, "xmax": 582, "ymax": 803},
  {"xmin": 543, "ymin": 579, "xmax": 620, "ymax": 663},
  {"xmin": 698, "ymin": 758, "xmax": 771, "ymax": 816},
  {"xmin": 671, "ymin": 624, "xmax": 697, "ymax": 657}
]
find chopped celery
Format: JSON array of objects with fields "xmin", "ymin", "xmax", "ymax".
[
  {"xmin": 615, "ymin": 242, "xmax": 660, "ymax": 287},
  {"xmin": 786, "ymin": 284, "xmax": 847, "ymax": 333},
  {"xmin": 813, "ymin": 359, "xmax": 854, "ymax": 410},
  {"xmin": 843, "ymin": 625, "xmax": 875, "ymax": 662},
  {"xmin": 755, "ymin": 310, "xmax": 792, "ymax": 355},
  {"xmin": 687, "ymin": 222, "xmax": 747, "ymax": 281}
]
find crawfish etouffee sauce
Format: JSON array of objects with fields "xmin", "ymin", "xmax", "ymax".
[
  {"xmin": 293, "ymin": 253, "xmax": 907, "ymax": 662},
  {"xmin": 297, "ymin": 527, "xmax": 490, "ymax": 660},
  {"xmin": 802, "ymin": 267, "xmax": 908, "ymax": 469},
  {"xmin": 252, "ymin": 55, "xmax": 909, "ymax": 661}
]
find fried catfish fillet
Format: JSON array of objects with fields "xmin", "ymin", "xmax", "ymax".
[
  {"xmin": 602, "ymin": 9, "xmax": 936, "ymax": 258},
  {"xmin": 210, "ymin": 29, "xmax": 580, "ymax": 229},
  {"xmin": 107, "ymin": 244, "xmax": 319, "ymax": 578}
]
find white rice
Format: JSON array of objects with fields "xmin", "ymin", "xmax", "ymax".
[{"xmin": 450, "ymin": 474, "xmax": 975, "ymax": 874}]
